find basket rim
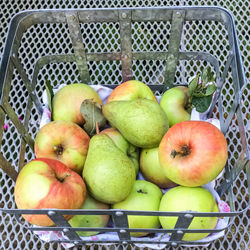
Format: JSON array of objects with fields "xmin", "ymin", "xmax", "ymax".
[{"xmin": 0, "ymin": 5, "xmax": 247, "ymax": 103}]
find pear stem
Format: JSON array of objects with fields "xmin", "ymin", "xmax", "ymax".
[{"xmin": 95, "ymin": 121, "xmax": 100, "ymax": 134}]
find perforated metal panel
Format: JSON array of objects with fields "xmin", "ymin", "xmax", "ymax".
[{"xmin": 0, "ymin": 2, "xmax": 249, "ymax": 250}]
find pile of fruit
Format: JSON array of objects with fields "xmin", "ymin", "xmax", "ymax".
[{"xmin": 14, "ymin": 68, "xmax": 228, "ymax": 241}]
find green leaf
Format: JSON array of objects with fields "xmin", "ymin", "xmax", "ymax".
[
  {"xmin": 207, "ymin": 67, "xmax": 216, "ymax": 82},
  {"xmin": 45, "ymin": 80, "xmax": 54, "ymax": 112},
  {"xmin": 205, "ymin": 84, "xmax": 216, "ymax": 96},
  {"xmin": 201, "ymin": 68, "xmax": 208, "ymax": 86},
  {"xmin": 192, "ymin": 94, "xmax": 213, "ymax": 113},
  {"xmin": 187, "ymin": 74, "xmax": 199, "ymax": 97},
  {"xmin": 193, "ymin": 84, "xmax": 216, "ymax": 98},
  {"xmin": 80, "ymin": 99, "xmax": 106, "ymax": 136},
  {"xmin": 193, "ymin": 91, "xmax": 206, "ymax": 98}
]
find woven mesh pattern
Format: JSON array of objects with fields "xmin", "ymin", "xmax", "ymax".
[{"xmin": 0, "ymin": 2, "xmax": 249, "ymax": 250}]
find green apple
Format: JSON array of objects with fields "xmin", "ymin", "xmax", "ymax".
[
  {"xmin": 68, "ymin": 192, "xmax": 110, "ymax": 237},
  {"xmin": 52, "ymin": 83, "xmax": 103, "ymax": 126},
  {"xmin": 159, "ymin": 186, "xmax": 219, "ymax": 241},
  {"xmin": 112, "ymin": 180, "xmax": 163, "ymax": 237},
  {"xmin": 140, "ymin": 147, "xmax": 177, "ymax": 188},
  {"xmin": 160, "ymin": 86, "xmax": 191, "ymax": 127},
  {"xmin": 101, "ymin": 128, "xmax": 139, "ymax": 175}
]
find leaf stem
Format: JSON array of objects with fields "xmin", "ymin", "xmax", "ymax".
[{"xmin": 95, "ymin": 122, "xmax": 100, "ymax": 134}]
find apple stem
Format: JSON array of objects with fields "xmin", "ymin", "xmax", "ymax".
[{"xmin": 96, "ymin": 122, "xmax": 100, "ymax": 134}]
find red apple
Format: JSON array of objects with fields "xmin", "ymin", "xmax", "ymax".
[
  {"xmin": 34, "ymin": 121, "xmax": 90, "ymax": 174},
  {"xmin": 159, "ymin": 121, "xmax": 228, "ymax": 187},
  {"xmin": 14, "ymin": 158, "xmax": 86, "ymax": 226}
]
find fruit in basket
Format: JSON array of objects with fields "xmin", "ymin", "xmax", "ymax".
[
  {"xmin": 14, "ymin": 158, "xmax": 86, "ymax": 227},
  {"xmin": 140, "ymin": 147, "xmax": 177, "ymax": 189},
  {"xmin": 159, "ymin": 186, "xmax": 219, "ymax": 241},
  {"xmin": 103, "ymin": 99, "xmax": 169, "ymax": 148},
  {"xmin": 159, "ymin": 120, "xmax": 228, "ymax": 187},
  {"xmin": 82, "ymin": 134, "xmax": 136, "ymax": 204},
  {"xmin": 34, "ymin": 121, "xmax": 90, "ymax": 174},
  {"xmin": 160, "ymin": 86, "xmax": 191, "ymax": 127},
  {"xmin": 106, "ymin": 80, "xmax": 157, "ymax": 103},
  {"xmin": 101, "ymin": 128, "xmax": 139, "ymax": 175},
  {"xmin": 68, "ymin": 192, "xmax": 110, "ymax": 237},
  {"xmin": 112, "ymin": 180, "xmax": 163, "ymax": 237},
  {"xmin": 160, "ymin": 67, "xmax": 217, "ymax": 127},
  {"xmin": 52, "ymin": 83, "xmax": 103, "ymax": 126}
]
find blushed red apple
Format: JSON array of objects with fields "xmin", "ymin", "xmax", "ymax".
[
  {"xmin": 159, "ymin": 121, "xmax": 228, "ymax": 187},
  {"xmin": 14, "ymin": 158, "xmax": 86, "ymax": 226},
  {"xmin": 34, "ymin": 121, "xmax": 90, "ymax": 174},
  {"xmin": 106, "ymin": 80, "xmax": 157, "ymax": 103}
]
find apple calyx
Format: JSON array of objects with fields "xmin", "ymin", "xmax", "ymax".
[
  {"xmin": 55, "ymin": 172, "xmax": 71, "ymax": 183},
  {"xmin": 171, "ymin": 145, "xmax": 190, "ymax": 159},
  {"xmin": 186, "ymin": 67, "xmax": 216, "ymax": 113},
  {"xmin": 137, "ymin": 189, "xmax": 147, "ymax": 194},
  {"xmin": 53, "ymin": 144, "xmax": 64, "ymax": 156}
]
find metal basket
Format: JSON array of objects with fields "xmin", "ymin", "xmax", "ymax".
[{"xmin": 0, "ymin": 7, "xmax": 249, "ymax": 248}]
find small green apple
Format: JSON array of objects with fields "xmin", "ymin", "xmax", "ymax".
[
  {"xmin": 112, "ymin": 180, "xmax": 163, "ymax": 237},
  {"xmin": 68, "ymin": 193, "xmax": 110, "ymax": 237},
  {"xmin": 140, "ymin": 147, "xmax": 177, "ymax": 188},
  {"xmin": 159, "ymin": 186, "xmax": 219, "ymax": 241},
  {"xmin": 160, "ymin": 86, "xmax": 191, "ymax": 127}
]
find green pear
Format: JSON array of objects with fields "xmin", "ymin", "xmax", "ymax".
[
  {"xmin": 103, "ymin": 99, "xmax": 169, "ymax": 148},
  {"xmin": 68, "ymin": 192, "xmax": 110, "ymax": 237},
  {"xmin": 82, "ymin": 134, "xmax": 136, "ymax": 204},
  {"xmin": 100, "ymin": 128, "xmax": 139, "ymax": 175}
]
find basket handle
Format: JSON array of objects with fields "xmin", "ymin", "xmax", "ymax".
[{"xmin": 163, "ymin": 10, "xmax": 185, "ymax": 90}]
